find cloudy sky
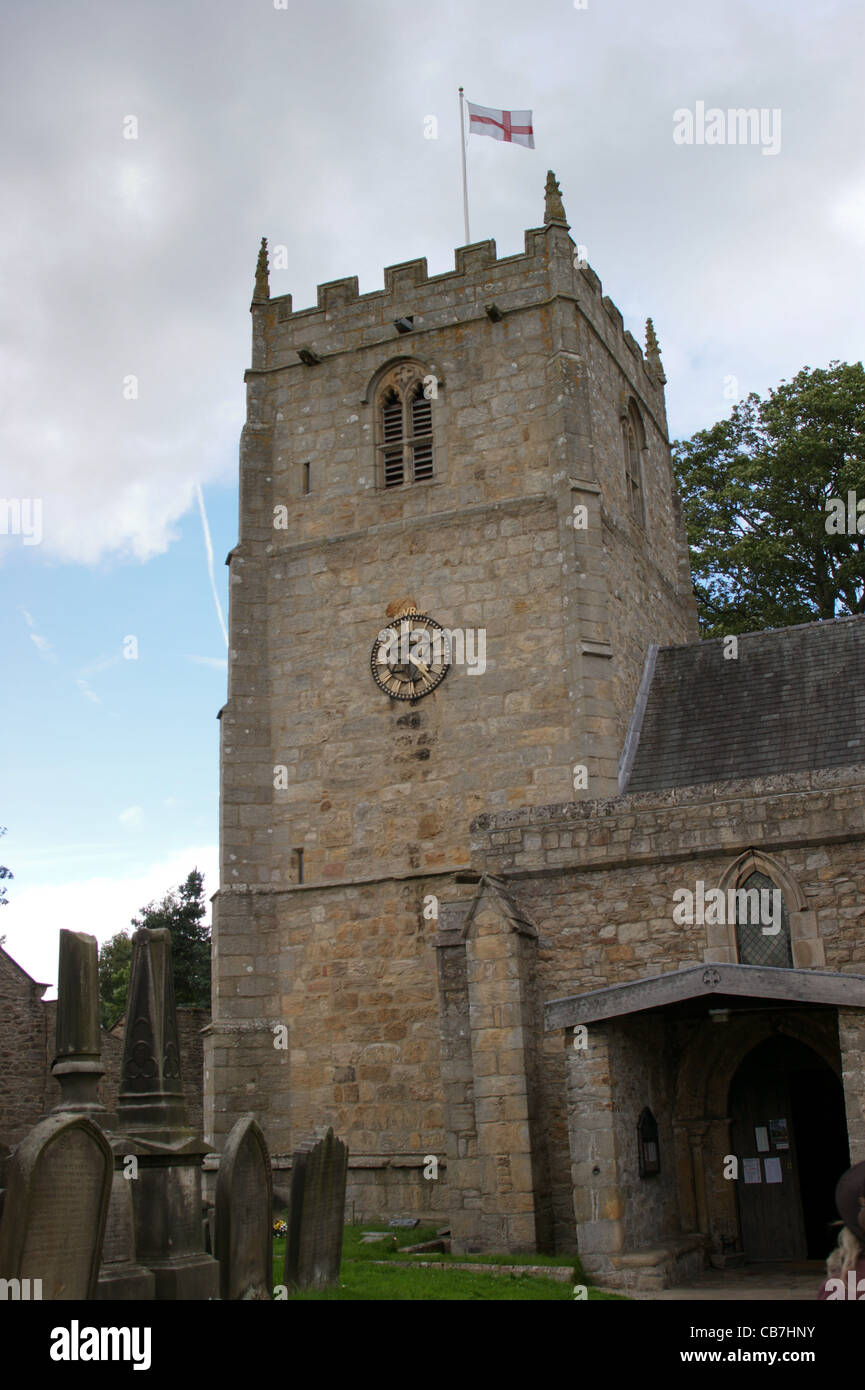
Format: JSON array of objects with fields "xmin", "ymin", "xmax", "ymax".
[{"xmin": 2, "ymin": 0, "xmax": 863, "ymax": 990}]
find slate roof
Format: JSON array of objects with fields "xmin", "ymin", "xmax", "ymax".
[{"xmin": 625, "ymin": 615, "xmax": 865, "ymax": 792}]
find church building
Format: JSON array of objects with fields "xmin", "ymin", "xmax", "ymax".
[{"xmin": 205, "ymin": 174, "xmax": 865, "ymax": 1290}]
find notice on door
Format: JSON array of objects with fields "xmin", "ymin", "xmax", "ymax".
[
  {"xmin": 742, "ymin": 1157, "xmax": 762, "ymax": 1184},
  {"xmin": 755, "ymin": 1125, "xmax": 770, "ymax": 1152},
  {"xmin": 764, "ymin": 1156, "xmax": 783, "ymax": 1184},
  {"xmin": 770, "ymin": 1118, "xmax": 789, "ymax": 1150}
]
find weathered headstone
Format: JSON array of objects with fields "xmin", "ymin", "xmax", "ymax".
[
  {"xmin": 283, "ymin": 1126, "xmax": 348, "ymax": 1290},
  {"xmin": 0, "ymin": 1113, "xmax": 112, "ymax": 1299},
  {"xmin": 95, "ymin": 1156, "xmax": 156, "ymax": 1301},
  {"xmin": 43, "ymin": 925, "xmax": 152, "ymax": 1299},
  {"xmin": 116, "ymin": 928, "xmax": 219, "ymax": 1299},
  {"xmin": 215, "ymin": 1114, "xmax": 272, "ymax": 1300}
]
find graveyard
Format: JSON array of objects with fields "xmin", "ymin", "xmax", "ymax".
[
  {"xmin": 0, "ymin": 926, "xmax": 605, "ymax": 1303},
  {"xmin": 272, "ymin": 1223, "xmax": 608, "ymax": 1300},
  {"xmin": 0, "ymin": 928, "xmax": 339, "ymax": 1301}
]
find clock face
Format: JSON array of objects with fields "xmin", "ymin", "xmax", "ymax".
[{"xmin": 371, "ymin": 614, "xmax": 450, "ymax": 701}]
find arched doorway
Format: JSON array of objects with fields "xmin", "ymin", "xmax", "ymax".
[{"xmin": 729, "ymin": 1036, "xmax": 849, "ymax": 1261}]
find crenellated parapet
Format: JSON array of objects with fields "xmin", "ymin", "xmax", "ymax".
[{"xmin": 246, "ymin": 178, "xmax": 667, "ymax": 424}]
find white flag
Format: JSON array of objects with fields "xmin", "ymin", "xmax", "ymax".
[{"xmin": 466, "ymin": 101, "xmax": 535, "ymax": 149}]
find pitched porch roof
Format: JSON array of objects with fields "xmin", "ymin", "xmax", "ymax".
[{"xmin": 545, "ymin": 962, "xmax": 865, "ymax": 1031}]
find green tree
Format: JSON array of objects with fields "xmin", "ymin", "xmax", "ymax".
[
  {"xmin": 672, "ymin": 361, "xmax": 865, "ymax": 635},
  {"xmin": 130, "ymin": 868, "xmax": 211, "ymax": 1009},
  {"xmin": 97, "ymin": 869, "xmax": 211, "ymax": 1028},
  {"xmin": 98, "ymin": 931, "xmax": 133, "ymax": 1029}
]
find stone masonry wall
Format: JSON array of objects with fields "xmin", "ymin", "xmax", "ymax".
[
  {"xmin": 473, "ymin": 768, "xmax": 865, "ymax": 986},
  {"xmin": 839, "ymin": 1006, "xmax": 865, "ymax": 1164},
  {"xmin": 211, "ymin": 200, "xmax": 698, "ymax": 1189},
  {"xmin": 208, "ymin": 876, "xmax": 447, "ymax": 1174},
  {"xmin": 264, "ymin": 495, "xmax": 569, "ymax": 883},
  {"xmin": 471, "ymin": 764, "xmax": 865, "ymax": 1249},
  {"xmin": 0, "ymin": 947, "xmax": 50, "ymax": 1150},
  {"xmin": 607, "ymin": 1015, "xmax": 680, "ymax": 1249}
]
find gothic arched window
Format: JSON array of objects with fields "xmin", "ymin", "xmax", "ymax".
[
  {"xmin": 376, "ymin": 365, "xmax": 434, "ymax": 488},
  {"xmin": 623, "ymin": 403, "xmax": 644, "ymax": 525},
  {"xmin": 734, "ymin": 871, "xmax": 793, "ymax": 968}
]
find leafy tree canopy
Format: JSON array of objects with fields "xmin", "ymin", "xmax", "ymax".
[
  {"xmin": 99, "ymin": 868, "xmax": 211, "ymax": 1028},
  {"xmin": 131, "ymin": 868, "xmax": 211, "ymax": 1009},
  {"xmin": 672, "ymin": 361, "xmax": 865, "ymax": 635},
  {"xmin": 98, "ymin": 931, "xmax": 132, "ymax": 1030}
]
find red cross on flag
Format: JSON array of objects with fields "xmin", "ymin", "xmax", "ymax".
[{"xmin": 466, "ymin": 101, "xmax": 535, "ymax": 148}]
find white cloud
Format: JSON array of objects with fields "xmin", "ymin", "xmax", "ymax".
[
  {"xmin": 0, "ymin": 844, "xmax": 219, "ymax": 997},
  {"xmin": 118, "ymin": 806, "xmax": 144, "ymax": 827},
  {"xmin": 3, "ymin": 0, "xmax": 862, "ymax": 570},
  {"xmin": 30, "ymin": 633, "xmax": 55, "ymax": 659},
  {"xmin": 21, "ymin": 606, "xmax": 56, "ymax": 660},
  {"xmin": 79, "ymin": 653, "xmax": 124, "ymax": 678},
  {"xmin": 76, "ymin": 677, "xmax": 102, "ymax": 705}
]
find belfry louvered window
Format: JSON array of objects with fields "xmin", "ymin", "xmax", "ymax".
[
  {"xmin": 410, "ymin": 384, "xmax": 434, "ymax": 481},
  {"xmin": 377, "ymin": 366, "xmax": 435, "ymax": 487},
  {"xmin": 381, "ymin": 388, "xmax": 404, "ymax": 487}
]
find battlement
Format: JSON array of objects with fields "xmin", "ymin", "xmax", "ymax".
[
  {"xmin": 263, "ymin": 226, "xmax": 551, "ymax": 340},
  {"xmin": 249, "ymin": 174, "xmax": 667, "ymax": 406}
]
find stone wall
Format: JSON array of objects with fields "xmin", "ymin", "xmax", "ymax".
[
  {"xmin": 608, "ymin": 1016, "xmax": 680, "ymax": 1249},
  {"xmin": 207, "ymin": 878, "xmax": 446, "ymax": 1181},
  {"xmin": 0, "ymin": 947, "xmax": 50, "ymax": 1149},
  {"xmin": 839, "ymin": 1006, "xmax": 865, "ymax": 1163},
  {"xmin": 267, "ymin": 1154, "xmax": 450, "ymax": 1226},
  {"xmin": 263, "ymin": 493, "xmax": 569, "ymax": 880},
  {"xmin": 471, "ymin": 767, "xmax": 865, "ymax": 984},
  {"xmin": 435, "ymin": 884, "xmax": 551, "ymax": 1253},
  {"xmin": 468, "ymin": 764, "xmax": 865, "ymax": 1254},
  {"xmin": 211, "ymin": 193, "xmax": 698, "ymax": 1178}
]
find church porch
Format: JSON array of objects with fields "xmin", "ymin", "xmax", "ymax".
[{"xmin": 546, "ymin": 963, "xmax": 865, "ymax": 1292}]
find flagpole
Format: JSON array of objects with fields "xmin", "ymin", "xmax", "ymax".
[{"xmin": 458, "ymin": 86, "xmax": 471, "ymax": 244}]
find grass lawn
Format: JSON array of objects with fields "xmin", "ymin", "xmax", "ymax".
[{"xmin": 272, "ymin": 1223, "xmax": 627, "ymax": 1300}]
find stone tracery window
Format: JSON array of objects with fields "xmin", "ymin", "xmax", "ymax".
[
  {"xmin": 734, "ymin": 870, "xmax": 793, "ymax": 968},
  {"xmin": 623, "ymin": 402, "xmax": 644, "ymax": 525},
  {"xmin": 376, "ymin": 364, "xmax": 434, "ymax": 488}
]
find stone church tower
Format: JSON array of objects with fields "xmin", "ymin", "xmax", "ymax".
[{"xmin": 205, "ymin": 174, "xmax": 699, "ymax": 1239}]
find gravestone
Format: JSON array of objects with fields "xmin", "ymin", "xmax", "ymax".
[
  {"xmin": 214, "ymin": 1114, "xmax": 272, "ymax": 1300},
  {"xmin": 52, "ymin": 930, "xmax": 106, "ymax": 1116},
  {"xmin": 0, "ymin": 1113, "xmax": 112, "ymax": 1299},
  {"xmin": 116, "ymin": 928, "xmax": 219, "ymax": 1299},
  {"xmin": 95, "ymin": 1152, "xmax": 156, "ymax": 1301},
  {"xmin": 283, "ymin": 1126, "xmax": 348, "ymax": 1290},
  {"xmin": 43, "ymin": 926, "xmax": 152, "ymax": 1299}
]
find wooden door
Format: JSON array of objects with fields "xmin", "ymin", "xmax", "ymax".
[{"xmin": 729, "ymin": 1052, "xmax": 807, "ymax": 1261}]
